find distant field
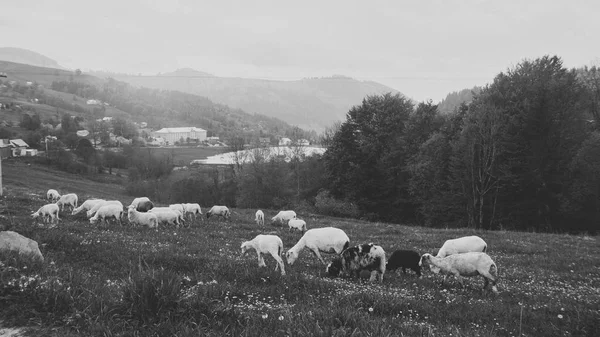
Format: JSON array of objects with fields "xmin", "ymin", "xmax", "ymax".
[
  {"xmin": 148, "ymin": 146, "xmax": 225, "ymax": 166},
  {"xmin": 0, "ymin": 159, "xmax": 598, "ymax": 336}
]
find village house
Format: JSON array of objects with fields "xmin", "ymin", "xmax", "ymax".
[
  {"xmin": 152, "ymin": 127, "xmax": 207, "ymax": 145},
  {"xmin": 278, "ymin": 137, "xmax": 292, "ymax": 146},
  {"xmin": 10, "ymin": 139, "xmax": 30, "ymax": 157}
]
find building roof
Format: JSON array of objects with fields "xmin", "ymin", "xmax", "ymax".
[
  {"xmin": 154, "ymin": 127, "xmax": 206, "ymax": 133},
  {"xmin": 10, "ymin": 139, "xmax": 29, "ymax": 148}
]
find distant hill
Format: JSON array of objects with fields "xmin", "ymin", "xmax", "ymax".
[
  {"xmin": 0, "ymin": 47, "xmax": 65, "ymax": 70},
  {"xmin": 437, "ymin": 86, "xmax": 482, "ymax": 114},
  {"xmin": 98, "ymin": 72, "xmax": 401, "ymax": 131}
]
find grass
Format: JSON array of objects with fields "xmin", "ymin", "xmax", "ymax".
[
  {"xmin": 147, "ymin": 146, "xmax": 224, "ymax": 166},
  {"xmin": 0, "ymin": 163, "xmax": 599, "ymax": 336}
]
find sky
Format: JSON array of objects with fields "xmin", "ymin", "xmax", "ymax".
[{"xmin": 1, "ymin": 0, "xmax": 599, "ymax": 102}]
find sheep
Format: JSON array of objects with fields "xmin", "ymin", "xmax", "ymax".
[
  {"xmin": 285, "ymin": 227, "xmax": 350, "ymax": 266},
  {"xmin": 129, "ymin": 197, "xmax": 154, "ymax": 212},
  {"xmin": 72, "ymin": 199, "xmax": 105, "ymax": 215},
  {"xmin": 89, "ymin": 204, "xmax": 124, "ymax": 225},
  {"xmin": 271, "ymin": 210, "xmax": 296, "ymax": 224},
  {"xmin": 386, "ymin": 250, "xmax": 421, "ymax": 277},
  {"xmin": 326, "ymin": 243, "xmax": 387, "ymax": 282},
  {"xmin": 288, "ymin": 218, "xmax": 307, "ymax": 233},
  {"xmin": 436, "ymin": 236, "xmax": 487, "ymax": 258},
  {"xmin": 419, "ymin": 252, "xmax": 499, "ymax": 294},
  {"xmin": 46, "ymin": 189, "xmax": 60, "ymax": 202},
  {"xmin": 31, "ymin": 203, "xmax": 60, "ymax": 223},
  {"xmin": 127, "ymin": 206, "xmax": 159, "ymax": 229},
  {"xmin": 206, "ymin": 205, "xmax": 231, "ymax": 221},
  {"xmin": 55, "ymin": 193, "xmax": 78, "ymax": 212},
  {"xmin": 87, "ymin": 200, "xmax": 124, "ymax": 218},
  {"xmin": 182, "ymin": 203, "xmax": 202, "ymax": 221},
  {"xmin": 241, "ymin": 234, "xmax": 286, "ymax": 276},
  {"xmin": 169, "ymin": 204, "xmax": 185, "ymax": 215},
  {"xmin": 255, "ymin": 210, "xmax": 265, "ymax": 226},
  {"xmin": 148, "ymin": 208, "xmax": 182, "ymax": 227}
]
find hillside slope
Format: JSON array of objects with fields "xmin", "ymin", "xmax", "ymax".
[
  {"xmin": 99, "ymin": 72, "xmax": 400, "ymax": 131},
  {"xmin": 0, "ymin": 47, "xmax": 65, "ymax": 70}
]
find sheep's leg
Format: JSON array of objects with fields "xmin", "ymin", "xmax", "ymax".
[
  {"xmin": 479, "ymin": 270, "xmax": 499, "ymax": 294},
  {"xmin": 257, "ymin": 253, "xmax": 266, "ymax": 267},
  {"xmin": 311, "ymin": 248, "xmax": 327, "ymax": 265},
  {"xmin": 272, "ymin": 253, "xmax": 286, "ymax": 276}
]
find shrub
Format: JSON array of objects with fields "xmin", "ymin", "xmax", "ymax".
[{"xmin": 314, "ymin": 189, "xmax": 360, "ymax": 218}]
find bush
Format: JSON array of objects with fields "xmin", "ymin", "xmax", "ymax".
[{"xmin": 314, "ymin": 189, "xmax": 360, "ymax": 218}]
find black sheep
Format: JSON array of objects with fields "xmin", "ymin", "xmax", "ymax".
[{"xmin": 386, "ymin": 250, "xmax": 421, "ymax": 277}]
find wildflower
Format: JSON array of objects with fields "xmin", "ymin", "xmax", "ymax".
[
  {"xmin": 278, "ymin": 315, "xmax": 284, "ymax": 321},
  {"xmin": 262, "ymin": 313, "xmax": 268, "ymax": 319},
  {"xmin": 368, "ymin": 307, "xmax": 374, "ymax": 313},
  {"xmin": 558, "ymin": 314, "xmax": 563, "ymax": 319}
]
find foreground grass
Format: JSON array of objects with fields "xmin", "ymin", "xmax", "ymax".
[{"xmin": 1, "ymin": 188, "xmax": 599, "ymax": 336}]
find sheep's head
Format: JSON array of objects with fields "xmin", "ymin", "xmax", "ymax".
[
  {"xmin": 240, "ymin": 242, "xmax": 251, "ymax": 255},
  {"xmin": 30, "ymin": 212, "xmax": 39, "ymax": 219},
  {"xmin": 285, "ymin": 250, "xmax": 298, "ymax": 265},
  {"xmin": 326, "ymin": 258, "xmax": 342, "ymax": 277},
  {"xmin": 419, "ymin": 253, "xmax": 432, "ymax": 267},
  {"xmin": 89, "ymin": 217, "xmax": 98, "ymax": 224}
]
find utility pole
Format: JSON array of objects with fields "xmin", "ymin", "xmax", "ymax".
[{"xmin": 0, "ymin": 154, "xmax": 3, "ymax": 197}]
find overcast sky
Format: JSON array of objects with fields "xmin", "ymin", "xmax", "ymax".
[{"xmin": 1, "ymin": 0, "xmax": 599, "ymax": 102}]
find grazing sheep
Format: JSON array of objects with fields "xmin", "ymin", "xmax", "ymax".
[
  {"xmin": 169, "ymin": 204, "xmax": 185, "ymax": 214},
  {"xmin": 148, "ymin": 208, "xmax": 181, "ymax": 227},
  {"xmin": 271, "ymin": 210, "xmax": 296, "ymax": 224},
  {"xmin": 31, "ymin": 203, "xmax": 60, "ymax": 223},
  {"xmin": 46, "ymin": 189, "xmax": 60, "ymax": 202},
  {"xmin": 129, "ymin": 197, "xmax": 154, "ymax": 212},
  {"xmin": 288, "ymin": 219, "xmax": 307, "ymax": 233},
  {"xmin": 87, "ymin": 200, "xmax": 124, "ymax": 218},
  {"xmin": 255, "ymin": 210, "xmax": 265, "ymax": 226},
  {"xmin": 56, "ymin": 193, "xmax": 78, "ymax": 212},
  {"xmin": 386, "ymin": 250, "xmax": 421, "ymax": 277},
  {"xmin": 89, "ymin": 204, "xmax": 124, "ymax": 225},
  {"xmin": 285, "ymin": 227, "xmax": 350, "ymax": 265},
  {"xmin": 419, "ymin": 252, "xmax": 499, "ymax": 294},
  {"xmin": 182, "ymin": 203, "xmax": 202, "ymax": 221},
  {"xmin": 326, "ymin": 243, "xmax": 387, "ymax": 282},
  {"xmin": 127, "ymin": 206, "xmax": 159, "ymax": 229},
  {"xmin": 241, "ymin": 234, "xmax": 286, "ymax": 276},
  {"xmin": 72, "ymin": 199, "xmax": 105, "ymax": 215},
  {"xmin": 436, "ymin": 236, "xmax": 487, "ymax": 258},
  {"xmin": 206, "ymin": 205, "xmax": 231, "ymax": 221}
]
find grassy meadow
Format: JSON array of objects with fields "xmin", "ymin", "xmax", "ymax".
[{"xmin": 0, "ymin": 161, "xmax": 599, "ymax": 336}]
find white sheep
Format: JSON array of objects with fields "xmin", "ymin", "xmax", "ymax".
[
  {"xmin": 169, "ymin": 204, "xmax": 185, "ymax": 214},
  {"xmin": 46, "ymin": 189, "xmax": 61, "ymax": 202},
  {"xmin": 206, "ymin": 205, "xmax": 231, "ymax": 221},
  {"xmin": 255, "ymin": 210, "xmax": 265, "ymax": 226},
  {"xmin": 89, "ymin": 204, "xmax": 124, "ymax": 225},
  {"xmin": 127, "ymin": 206, "xmax": 159, "ymax": 229},
  {"xmin": 271, "ymin": 210, "xmax": 296, "ymax": 224},
  {"xmin": 436, "ymin": 236, "xmax": 487, "ymax": 258},
  {"xmin": 182, "ymin": 203, "xmax": 202, "ymax": 221},
  {"xmin": 31, "ymin": 203, "xmax": 60, "ymax": 223},
  {"xmin": 241, "ymin": 234, "xmax": 286, "ymax": 276},
  {"xmin": 419, "ymin": 252, "xmax": 499, "ymax": 294},
  {"xmin": 148, "ymin": 208, "xmax": 182, "ymax": 227},
  {"xmin": 72, "ymin": 199, "xmax": 105, "ymax": 215},
  {"xmin": 326, "ymin": 243, "xmax": 387, "ymax": 282},
  {"xmin": 56, "ymin": 193, "xmax": 78, "ymax": 212},
  {"xmin": 285, "ymin": 227, "xmax": 350, "ymax": 265},
  {"xmin": 87, "ymin": 200, "xmax": 124, "ymax": 218},
  {"xmin": 288, "ymin": 218, "xmax": 307, "ymax": 233}
]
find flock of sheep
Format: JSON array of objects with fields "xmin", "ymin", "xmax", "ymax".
[{"xmin": 32, "ymin": 189, "xmax": 499, "ymax": 294}]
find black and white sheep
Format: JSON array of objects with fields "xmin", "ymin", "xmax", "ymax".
[
  {"xmin": 326, "ymin": 243, "xmax": 387, "ymax": 282},
  {"xmin": 386, "ymin": 250, "xmax": 421, "ymax": 277},
  {"xmin": 129, "ymin": 197, "xmax": 154, "ymax": 212},
  {"xmin": 241, "ymin": 234, "xmax": 286, "ymax": 275},
  {"xmin": 419, "ymin": 252, "xmax": 499, "ymax": 294},
  {"xmin": 436, "ymin": 235, "xmax": 487, "ymax": 258},
  {"xmin": 285, "ymin": 227, "xmax": 350, "ymax": 265}
]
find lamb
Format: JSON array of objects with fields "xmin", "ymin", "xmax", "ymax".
[
  {"xmin": 285, "ymin": 227, "xmax": 350, "ymax": 265},
  {"xmin": 271, "ymin": 210, "xmax": 296, "ymax": 224},
  {"xmin": 241, "ymin": 234, "xmax": 286, "ymax": 276},
  {"xmin": 31, "ymin": 203, "xmax": 60, "ymax": 223},
  {"xmin": 182, "ymin": 203, "xmax": 202, "ymax": 221},
  {"xmin": 148, "ymin": 208, "xmax": 182, "ymax": 227},
  {"xmin": 89, "ymin": 204, "xmax": 124, "ymax": 225},
  {"xmin": 55, "ymin": 193, "xmax": 78, "ymax": 212},
  {"xmin": 436, "ymin": 236, "xmax": 487, "ymax": 258},
  {"xmin": 87, "ymin": 200, "xmax": 124, "ymax": 218},
  {"xmin": 46, "ymin": 189, "xmax": 61, "ymax": 202},
  {"xmin": 72, "ymin": 199, "xmax": 105, "ymax": 215},
  {"xmin": 419, "ymin": 252, "xmax": 499, "ymax": 294},
  {"xmin": 255, "ymin": 210, "xmax": 265, "ymax": 226},
  {"xmin": 127, "ymin": 206, "xmax": 159, "ymax": 229},
  {"xmin": 386, "ymin": 250, "xmax": 421, "ymax": 277},
  {"xmin": 206, "ymin": 205, "xmax": 231, "ymax": 221},
  {"xmin": 129, "ymin": 197, "xmax": 154, "ymax": 212},
  {"xmin": 288, "ymin": 218, "xmax": 307, "ymax": 233},
  {"xmin": 326, "ymin": 243, "xmax": 387, "ymax": 282}
]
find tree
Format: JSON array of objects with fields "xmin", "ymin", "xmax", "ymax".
[{"xmin": 75, "ymin": 69, "xmax": 82, "ymax": 76}]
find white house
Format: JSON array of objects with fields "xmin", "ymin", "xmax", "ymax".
[
  {"xmin": 152, "ymin": 127, "xmax": 207, "ymax": 145},
  {"xmin": 10, "ymin": 139, "xmax": 29, "ymax": 156},
  {"xmin": 279, "ymin": 137, "xmax": 292, "ymax": 146},
  {"xmin": 87, "ymin": 99, "xmax": 101, "ymax": 105}
]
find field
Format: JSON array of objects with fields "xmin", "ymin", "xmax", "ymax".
[
  {"xmin": 148, "ymin": 146, "xmax": 224, "ymax": 166},
  {"xmin": 0, "ymin": 160, "xmax": 599, "ymax": 336}
]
